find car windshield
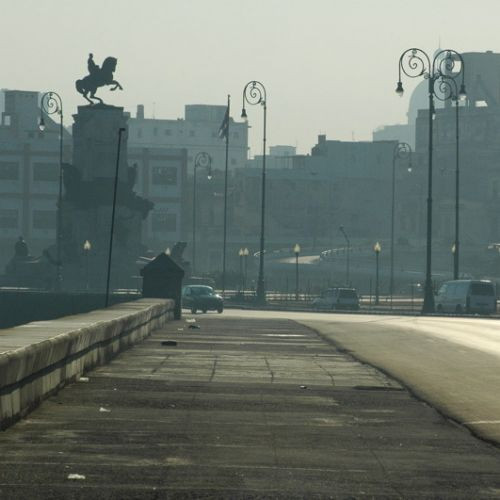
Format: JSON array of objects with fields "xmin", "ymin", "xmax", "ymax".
[
  {"xmin": 470, "ymin": 283, "xmax": 495, "ymax": 296},
  {"xmin": 191, "ymin": 286, "xmax": 214, "ymax": 296},
  {"xmin": 339, "ymin": 289, "xmax": 357, "ymax": 299}
]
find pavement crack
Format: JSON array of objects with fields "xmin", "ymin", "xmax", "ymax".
[
  {"xmin": 264, "ymin": 357, "xmax": 275, "ymax": 383},
  {"xmin": 150, "ymin": 355, "xmax": 170, "ymax": 374},
  {"xmin": 209, "ymin": 357, "xmax": 218, "ymax": 382},
  {"xmin": 313, "ymin": 357, "xmax": 335, "ymax": 387}
]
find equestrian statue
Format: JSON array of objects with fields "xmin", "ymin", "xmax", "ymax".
[{"xmin": 75, "ymin": 53, "xmax": 123, "ymax": 105}]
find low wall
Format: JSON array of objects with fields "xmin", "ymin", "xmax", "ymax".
[
  {"xmin": 0, "ymin": 290, "xmax": 141, "ymax": 329},
  {"xmin": 0, "ymin": 298, "xmax": 174, "ymax": 430}
]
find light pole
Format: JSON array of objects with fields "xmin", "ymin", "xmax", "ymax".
[
  {"xmin": 390, "ymin": 142, "xmax": 412, "ymax": 308},
  {"xmin": 83, "ymin": 240, "xmax": 91, "ymax": 291},
  {"xmin": 241, "ymin": 81, "xmax": 267, "ymax": 304},
  {"xmin": 242, "ymin": 247, "xmax": 249, "ymax": 294},
  {"xmin": 238, "ymin": 248, "xmax": 244, "ymax": 292},
  {"xmin": 339, "ymin": 225, "xmax": 350, "ymax": 286},
  {"xmin": 293, "ymin": 243, "xmax": 301, "ymax": 301},
  {"xmin": 396, "ymin": 48, "xmax": 466, "ymax": 313},
  {"xmin": 39, "ymin": 91, "xmax": 64, "ymax": 290},
  {"xmin": 105, "ymin": 127, "xmax": 126, "ymax": 308},
  {"xmin": 374, "ymin": 241, "xmax": 381, "ymax": 305},
  {"xmin": 192, "ymin": 152, "xmax": 212, "ymax": 275}
]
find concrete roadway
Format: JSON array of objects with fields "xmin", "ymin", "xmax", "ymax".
[
  {"xmin": 2, "ymin": 312, "xmax": 500, "ymax": 497},
  {"xmin": 226, "ymin": 309, "xmax": 500, "ymax": 445}
]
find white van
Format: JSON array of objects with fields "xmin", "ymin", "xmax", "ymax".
[
  {"xmin": 435, "ymin": 280, "xmax": 497, "ymax": 314},
  {"xmin": 311, "ymin": 288, "xmax": 360, "ymax": 310}
]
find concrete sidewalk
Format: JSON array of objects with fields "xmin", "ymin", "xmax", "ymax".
[{"xmin": 1, "ymin": 315, "xmax": 500, "ymax": 498}]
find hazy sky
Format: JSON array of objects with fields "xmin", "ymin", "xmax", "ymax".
[{"xmin": 3, "ymin": 0, "xmax": 500, "ymax": 155}]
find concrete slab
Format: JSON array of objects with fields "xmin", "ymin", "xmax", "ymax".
[{"xmin": 0, "ymin": 315, "xmax": 500, "ymax": 498}]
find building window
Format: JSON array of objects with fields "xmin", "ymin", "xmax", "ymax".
[
  {"xmin": 33, "ymin": 163, "xmax": 58, "ymax": 182},
  {"xmin": 165, "ymin": 129, "xmax": 172, "ymax": 136},
  {"xmin": 153, "ymin": 127, "xmax": 158, "ymax": 136},
  {"xmin": 0, "ymin": 161, "xmax": 19, "ymax": 181},
  {"xmin": 33, "ymin": 210, "xmax": 56, "ymax": 229},
  {"xmin": 231, "ymin": 158, "xmax": 237, "ymax": 166},
  {"xmin": 137, "ymin": 128, "xmax": 142, "ymax": 138},
  {"xmin": 233, "ymin": 132, "xmax": 239, "ymax": 139},
  {"xmin": 152, "ymin": 166, "xmax": 177, "ymax": 185},
  {"xmin": 152, "ymin": 212, "xmax": 176, "ymax": 233},
  {"xmin": 212, "ymin": 131, "xmax": 217, "ymax": 138},
  {"xmin": 0, "ymin": 209, "xmax": 18, "ymax": 228},
  {"xmin": 189, "ymin": 130, "xmax": 195, "ymax": 137}
]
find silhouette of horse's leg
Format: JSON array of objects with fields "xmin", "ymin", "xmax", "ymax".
[
  {"xmin": 90, "ymin": 90, "xmax": 103, "ymax": 104},
  {"xmin": 110, "ymin": 80, "xmax": 123, "ymax": 91},
  {"xmin": 82, "ymin": 90, "xmax": 94, "ymax": 105}
]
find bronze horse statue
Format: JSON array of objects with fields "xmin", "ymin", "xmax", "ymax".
[{"xmin": 75, "ymin": 53, "xmax": 123, "ymax": 105}]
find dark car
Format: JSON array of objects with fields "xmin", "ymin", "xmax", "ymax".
[{"xmin": 182, "ymin": 285, "xmax": 224, "ymax": 314}]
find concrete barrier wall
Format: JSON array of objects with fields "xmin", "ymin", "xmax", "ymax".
[{"xmin": 0, "ymin": 298, "xmax": 174, "ymax": 430}]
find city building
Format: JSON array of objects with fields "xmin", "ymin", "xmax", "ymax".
[{"xmin": 127, "ymin": 104, "xmax": 248, "ymax": 173}]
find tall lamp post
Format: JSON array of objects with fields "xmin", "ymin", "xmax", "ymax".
[
  {"xmin": 83, "ymin": 240, "xmax": 91, "ymax": 291},
  {"xmin": 390, "ymin": 142, "xmax": 412, "ymax": 308},
  {"xmin": 374, "ymin": 242, "xmax": 381, "ymax": 305},
  {"xmin": 293, "ymin": 243, "xmax": 301, "ymax": 301},
  {"xmin": 242, "ymin": 247, "xmax": 249, "ymax": 294},
  {"xmin": 105, "ymin": 127, "xmax": 126, "ymax": 308},
  {"xmin": 396, "ymin": 48, "xmax": 466, "ymax": 313},
  {"xmin": 241, "ymin": 81, "xmax": 267, "ymax": 304},
  {"xmin": 192, "ymin": 152, "xmax": 212, "ymax": 275},
  {"xmin": 339, "ymin": 225, "xmax": 350, "ymax": 286},
  {"xmin": 238, "ymin": 248, "xmax": 244, "ymax": 292},
  {"xmin": 39, "ymin": 91, "xmax": 64, "ymax": 290}
]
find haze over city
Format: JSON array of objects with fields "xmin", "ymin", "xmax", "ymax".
[{"xmin": 3, "ymin": 0, "xmax": 500, "ymax": 153}]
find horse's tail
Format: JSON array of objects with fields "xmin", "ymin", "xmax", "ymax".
[{"xmin": 75, "ymin": 79, "xmax": 84, "ymax": 95}]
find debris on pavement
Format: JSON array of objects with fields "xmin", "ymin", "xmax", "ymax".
[
  {"xmin": 188, "ymin": 324, "xmax": 201, "ymax": 329},
  {"xmin": 99, "ymin": 407, "xmax": 111, "ymax": 413},
  {"xmin": 300, "ymin": 385, "xmax": 308, "ymax": 389},
  {"xmin": 186, "ymin": 318, "xmax": 196, "ymax": 323},
  {"xmin": 67, "ymin": 473, "xmax": 86, "ymax": 480},
  {"xmin": 77, "ymin": 376, "xmax": 89, "ymax": 383},
  {"xmin": 161, "ymin": 340, "xmax": 178, "ymax": 346}
]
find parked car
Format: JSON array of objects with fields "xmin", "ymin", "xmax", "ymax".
[
  {"xmin": 311, "ymin": 287, "xmax": 360, "ymax": 310},
  {"xmin": 435, "ymin": 279, "xmax": 496, "ymax": 314},
  {"xmin": 182, "ymin": 285, "xmax": 223, "ymax": 314}
]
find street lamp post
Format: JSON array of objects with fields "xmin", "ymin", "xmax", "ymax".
[
  {"xmin": 390, "ymin": 142, "xmax": 412, "ymax": 308},
  {"xmin": 242, "ymin": 247, "xmax": 249, "ymax": 294},
  {"xmin": 192, "ymin": 152, "xmax": 212, "ymax": 275},
  {"xmin": 339, "ymin": 225, "xmax": 350, "ymax": 286},
  {"xmin": 374, "ymin": 242, "xmax": 381, "ymax": 305},
  {"xmin": 396, "ymin": 48, "xmax": 466, "ymax": 313},
  {"xmin": 105, "ymin": 127, "xmax": 126, "ymax": 308},
  {"xmin": 238, "ymin": 248, "xmax": 244, "ymax": 292},
  {"xmin": 39, "ymin": 91, "xmax": 64, "ymax": 290},
  {"xmin": 241, "ymin": 81, "xmax": 267, "ymax": 305},
  {"xmin": 83, "ymin": 240, "xmax": 91, "ymax": 291},
  {"xmin": 293, "ymin": 243, "xmax": 301, "ymax": 301}
]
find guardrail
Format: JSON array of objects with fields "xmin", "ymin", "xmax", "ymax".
[{"xmin": 0, "ymin": 298, "xmax": 174, "ymax": 430}]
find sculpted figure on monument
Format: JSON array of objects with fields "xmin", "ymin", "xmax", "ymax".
[{"xmin": 75, "ymin": 53, "xmax": 123, "ymax": 105}]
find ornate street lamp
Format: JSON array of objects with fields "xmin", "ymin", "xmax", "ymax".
[
  {"xmin": 374, "ymin": 241, "xmax": 381, "ymax": 305},
  {"xmin": 293, "ymin": 243, "xmax": 301, "ymax": 301},
  {"xmin": 390, "ymin": 142, "xmax": 412, "ymax": 308},
  {"xmin": 242, "ymin": 81, "xmax": 267, "ymax": 304},
  {"xmin": 83, "ymin": 240, "xmax": 91, "ymax": 291},
  {"xmin": 396, "ymin": 48, "xmax": 466, "ymax": 313},
  {"xmin": 39, "ymin": 91, "xmax": 64, "ymax": 290},
  {"xmin": 192, "ymin": 152, "xmax": 212, "ymax": 275},
  {"xmin": 238, "ymin": 248, "xmax": 245, "ymax": 293},
  {"xmin": 339, "ymin": 225, "xmax": 350, "ymax": 286}
]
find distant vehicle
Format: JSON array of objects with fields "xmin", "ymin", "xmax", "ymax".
[
  {"xmin": 184, "ymin": 276, "xmax": 216, "ymax": 288},
  {"xmin": 311, "ymin": 287, "xmax": 360, "ymax": 310},
  {"xmin": 182, "ymin": 285, "xmax": 223, "ymax": 314},
  {"xmin": 435, "ymin": 280, "xmax": 496, "ymax": 314}
]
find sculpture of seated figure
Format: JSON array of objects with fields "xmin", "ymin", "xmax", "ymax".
[{"xmin": 14, "ymin": 236, "xmax": 29, "ymax": 259}]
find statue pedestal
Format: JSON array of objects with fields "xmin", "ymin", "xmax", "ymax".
[{"xmin": 59, "ymin": 105, "xmax": 152, "ymax": 290}]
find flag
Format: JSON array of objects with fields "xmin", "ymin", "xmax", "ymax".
[{"xmin": 218, "ymin": 106, "xmax": 229, "ymax": 140}]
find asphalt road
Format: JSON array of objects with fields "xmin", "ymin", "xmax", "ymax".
[
  {"xmin": 225, "ymin": 309, "xmax": 500, "ymax": 445},
  {"xmin": 3, "ymin": 314, "xmax": 500, "ymax": 497}
]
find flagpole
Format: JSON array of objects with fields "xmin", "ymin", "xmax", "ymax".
[{"xmin": 222, "ymin": 95, "xmax": 230, "ymax": 298}]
